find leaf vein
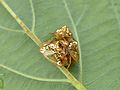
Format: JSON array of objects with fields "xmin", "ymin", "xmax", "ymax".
[
  {"xmin": 0, "ymin": 64, "xmax": 70, "ymax": 83},
  {"xmin": 110, "ymin": 0, "xmax": 120, "ymax": 30},
  {"xmin": 84, "ymin": 40, "xmax": 119, "ymax": 57},
  {"xmin": 29, "ymin": 0, "xmax": 35, "ymax": 32},
  {"xmin": 76, "ymin": 6, "xmax": 88, "ymax": 26},
  {"xmin": 62, "ymin": 0, "xmax": 83, "ymax": 82},
  {"xmin": 0, "ymin": 25, "xmax": 24, "ymax": 33}
]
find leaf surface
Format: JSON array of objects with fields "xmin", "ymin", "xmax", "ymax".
[{"xmin": 0, "ymin": 0, "xmax": 120, "ymax": 90}]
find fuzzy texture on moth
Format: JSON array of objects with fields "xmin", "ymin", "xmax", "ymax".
[{"xmin": 40, "ymin": 26, "xmax": 79, "ymax": 68}]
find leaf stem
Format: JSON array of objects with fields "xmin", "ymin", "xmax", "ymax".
[
  {"xmin": 0, "ymin": 0, "xmax": 42, "ymax": 47},
  {"xmin": 0, "ymin": 0, "xmax": 86, "ymax": 90}
]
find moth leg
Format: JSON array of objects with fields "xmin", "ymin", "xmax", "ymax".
[{"xmin": 67, "ymin": 56, "xmax": 71, "ymax": 69}]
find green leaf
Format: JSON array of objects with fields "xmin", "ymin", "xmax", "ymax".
[
  {"xmin": 0, "ymin": 79, "xmax": 4, "ymax": 89},
  {"xmin": 0, "ymin": 73, "xmax": 4, "ymax": 89},
  {"xmin": 0, "ymin": 0, "xmax": 120, "ymax": 90}
]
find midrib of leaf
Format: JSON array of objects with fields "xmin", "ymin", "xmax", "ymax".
[
  {"xmin": 62, "ymin": 0, "xmax": 83, "ymax": 82},
  {"xmin": 0, "ymin": 64, "xmax": 70, "ymax": 83}
]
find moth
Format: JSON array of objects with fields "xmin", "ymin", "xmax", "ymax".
[{"xmin": 40, "ymin": 26, "xmax": 79, "ymax": 68}]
